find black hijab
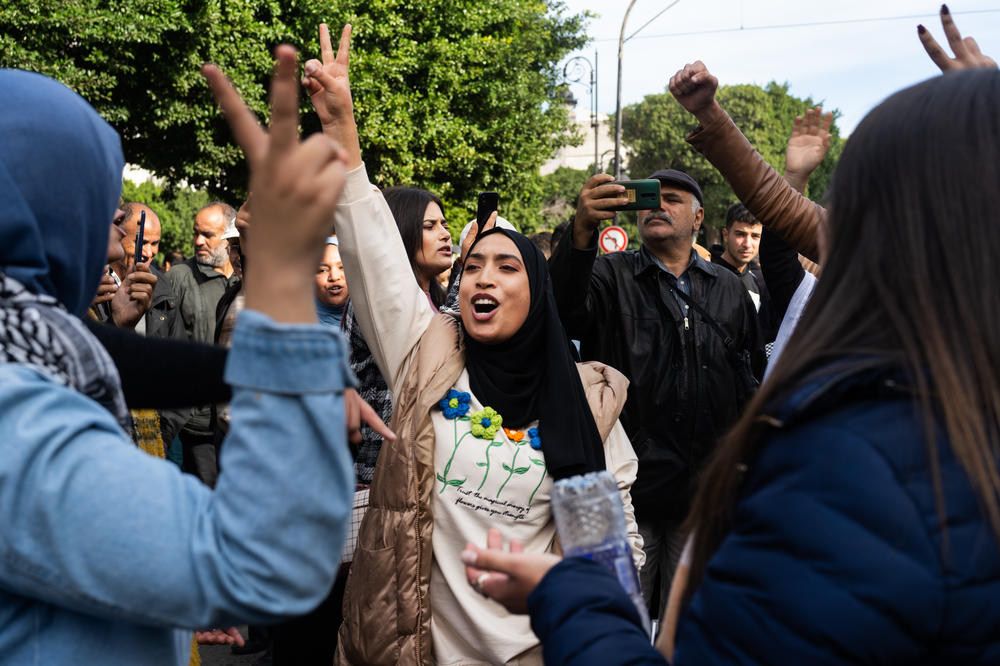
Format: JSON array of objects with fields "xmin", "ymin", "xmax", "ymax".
[{"xmin": 462, "ymin": 228, "xmax": 604, "ymax": 480}]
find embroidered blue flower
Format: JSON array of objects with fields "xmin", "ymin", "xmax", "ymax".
[
  {"xmin": 528, "ymin": 426, "xmax": 542, "ymax": 450},
  {"xmin": 438, "ymin": 390, "xmax": 471, "ymax": 419}
]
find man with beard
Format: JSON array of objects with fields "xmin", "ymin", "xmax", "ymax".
[
  {"xmin": 167, "ymin": 201, "xmax": 239, "ymax": 486},
  {"xmin": 549, "ymin": 169, "xmax": 758, "ymax": 623},
  {"xmin": 168, "ymin": 202, "xmax": 237, "ymax": 341}
]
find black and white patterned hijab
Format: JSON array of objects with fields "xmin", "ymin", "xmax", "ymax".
[
  {"xmin": 0, "ymin": 272, "xmax": 131, "ymax": 433},
  {"xmin": 0, "ymin": 70, "xmax": 130, "ymax": 433}
]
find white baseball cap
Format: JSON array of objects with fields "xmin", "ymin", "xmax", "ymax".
[
  {"xmin": 221, "ymin": 219, "xmax": 240, "ymax": 240},
  {"xmin": 458, "ymin": 216, "xmax": 517, "ymax": 253}
]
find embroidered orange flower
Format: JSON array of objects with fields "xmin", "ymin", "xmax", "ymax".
[{"xmin": 503, "ymin": 427, "xmax": 525, "ymax": 442}]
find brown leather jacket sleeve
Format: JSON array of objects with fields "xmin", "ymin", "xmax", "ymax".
[{"xmin": 686, "ymin": 111, "xmax": 827, "ymax": 263}]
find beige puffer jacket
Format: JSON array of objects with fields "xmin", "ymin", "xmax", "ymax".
[{"xmin": 335, "ymin": 313, "xmax": 638, "ymax": 665}]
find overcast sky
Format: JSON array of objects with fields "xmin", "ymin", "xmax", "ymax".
[{"xmin": 558, "ymin": 0, "xmax": 1000, "ymax": 134}]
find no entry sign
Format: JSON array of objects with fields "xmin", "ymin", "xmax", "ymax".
[{"xmin": 599, "ymin": 226, "xmax": 628, "ymax": 253}]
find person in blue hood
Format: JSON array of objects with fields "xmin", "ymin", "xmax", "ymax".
[{"xmin": 0, "ymin": 45, "xmax": 381, "ymax": 665}]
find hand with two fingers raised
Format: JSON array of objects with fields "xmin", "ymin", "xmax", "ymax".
[
  {"xmin": 301, "ymin": 23, "xmax": 363, "ymax": 169},
  {"xmin": 919, "ymin": 5, "xmax": 997, "ymax": 72},
  {"xmin": 572, "ymin": 174, "xmax": 628, "ymax": 250},
  {"xmin": 202, "ymin": 45, "xmax": 349, "ymax": 324}
]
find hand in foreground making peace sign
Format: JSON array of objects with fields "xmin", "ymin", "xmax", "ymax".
[{"xmin": 201, "ymin": 45, "xmax": 348, "ymax": 324}]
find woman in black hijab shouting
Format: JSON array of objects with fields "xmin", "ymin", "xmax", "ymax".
[{"xmin": 304, "ymin": 23, "xmax": 642, "ymax": 666}]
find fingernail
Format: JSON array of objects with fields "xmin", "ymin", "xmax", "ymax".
[
  {"xmin": 918, "ymin": 24, "xmax": 926, "ymax": 34},
  {"xmin": 941, "ymin": 4, "xmax": 949, "ymax": 14},
  {"xmin": 460, "ymin": 550, "xmax": 477, "ymax": 565},
  {"xmin": 305, "ymin": 61, "xmax": 318, "ymax": 74}
]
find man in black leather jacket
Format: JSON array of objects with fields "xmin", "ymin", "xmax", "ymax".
[{"xmin": 549, "ymin": 168, "xmax": 759, "ymax": 621}]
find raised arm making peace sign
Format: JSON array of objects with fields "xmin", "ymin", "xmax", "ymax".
[{"xmin": 202, "ymin": 45, "xmax": 349, "ymax": 324}]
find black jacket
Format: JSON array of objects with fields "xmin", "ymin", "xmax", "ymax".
[
  {"xmin": 708, "ymin": 246, "xmax": 777, "ymax": 348},
  {"xmin": 549, "ymin": 232, "xmax": 759, "ymax": 521},
  {"xmin": 86, "ymin": 318, "xmax": 229, "ymax": 445},
  {"xmin": 144, "ymin": 264, "xmax": 185, "ymax": 341}
]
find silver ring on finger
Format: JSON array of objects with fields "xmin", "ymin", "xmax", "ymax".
[{"xmin": 474, "ymin": 573, "xmax": 490, "ymax": 596}]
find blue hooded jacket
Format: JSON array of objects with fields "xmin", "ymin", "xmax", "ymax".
[
  {"xmin": 0, "ymin": 70, "xmax": 356, "ymax": 666},
  {"xmin": 0, "ymin": 69, "xmax": 124, "ymax": 316}
]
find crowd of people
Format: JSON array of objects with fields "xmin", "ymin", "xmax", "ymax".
[{"xmin": 1, "ymin": 4, "xmax": 999, "ymax": 665}]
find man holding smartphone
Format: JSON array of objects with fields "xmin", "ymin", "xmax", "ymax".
[
  {"xmin": 105, "ymin": 202, "xmax": 191, "ymax": 450},
  {"xmin": 112, "ymin": 202, "xmax": 185, "ymax": 340},
  {"xmin": 548, "ymin": 168, "xmax": 760, "ymax": 624}
]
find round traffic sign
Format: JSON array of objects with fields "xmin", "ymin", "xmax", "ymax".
[{"xmin": 599, "ymin": 225, "xmax": 628, "ymax": 253}]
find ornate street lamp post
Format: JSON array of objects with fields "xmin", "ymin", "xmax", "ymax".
[{"xmin": 562, "ymin": 52, "xmax": 599, "ymax": 174}]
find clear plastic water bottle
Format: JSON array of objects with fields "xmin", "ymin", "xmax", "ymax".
[{"xmin": 551, "ymin": 470, "xmax": 652, "ymax": 636}]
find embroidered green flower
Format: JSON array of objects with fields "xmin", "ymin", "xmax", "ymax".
[{"xmin": 469, "ymin": 407, "xmax": 502, "ymax": 440}]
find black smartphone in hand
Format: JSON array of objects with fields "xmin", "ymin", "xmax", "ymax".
[
  {"xmin": 134, "ymin": 209, "xmax": 146, "ymax": 266},
  {"xmin": 476, "ymin": 191, "xmax": 499, "ymax": 227}
]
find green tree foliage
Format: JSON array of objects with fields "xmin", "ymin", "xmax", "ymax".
[
  {"xmin": 621, "ymin": 82, "xmax": 844, "ymax": 233},
  {"xmin": 1, "ymin": 0, "xmax": 587, "ymax": 232},
  {"xmin": 120, "ymin": 179, "xmax": 209, "ymax": 258},
  {"xmin": 537, "ymin": 166, "xmax": 590, "ymax": 228},
  {"xmin": 498, "ymin": 165, "xmax": 591, "ymax": 237}
]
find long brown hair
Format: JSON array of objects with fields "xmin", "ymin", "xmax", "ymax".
[{"xmin": 685, "ymin": 69, "xmax": 1000, "ymax": 597}]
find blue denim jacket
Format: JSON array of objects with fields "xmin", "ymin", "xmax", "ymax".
[{"xmin": 0, "ymin": 310, "xmax": 355, "ymax": 665}]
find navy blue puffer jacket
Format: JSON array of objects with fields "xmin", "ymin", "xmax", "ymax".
[{"xmin": 530, "ymin": 366, "xmax": 1000, "ymax": 665}]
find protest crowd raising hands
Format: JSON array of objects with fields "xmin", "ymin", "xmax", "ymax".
[{"xmin": 0, "ymin": 4, "xmax": 999, "ymax": 665}]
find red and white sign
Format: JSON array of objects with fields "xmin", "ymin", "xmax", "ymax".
[{"xmin": 599, "ymin": 225, "xmax": 628, "ymax": 253}]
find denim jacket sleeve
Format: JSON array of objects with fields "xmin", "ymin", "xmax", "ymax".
[{"xmin": 0, "ymin": 309, "xmax": 355, "ymax": 628}]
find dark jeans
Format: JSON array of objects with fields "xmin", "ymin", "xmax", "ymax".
[
  {"xmin": 270, "ymin": 566, "xmax": 349, "ymax": 665},
  {"xmin": 179, "ymin": 431, "xmax": 218, "ymax": 488},
  {"xmin": 637, "ymin": 516, "xmax": 685, "ymax": 624}
]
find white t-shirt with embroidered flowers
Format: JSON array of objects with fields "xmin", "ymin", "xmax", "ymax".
[{"xmin": 430, "ymin": 369, "xmax": 553, "ymax": 665}]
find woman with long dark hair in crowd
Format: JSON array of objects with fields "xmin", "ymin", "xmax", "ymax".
[
  {"xmin": 459, "ymin": 14, "xmax": 1000, "ymax": 666},
  {"xmin": 267, "ymin": 190, "xmax": 453, "ymax": 665},
  {"xmin": 344, "ymin": 185, "xmax": 453, "ymax": 485},
  {"xmin": 383, "ymin": 186, "xmax": 453, "ymax": 309},
  {"xmin": 300, "ymin": 23, "xmax": 643, "ymax": 665}
]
